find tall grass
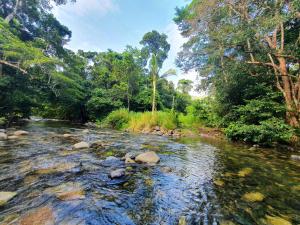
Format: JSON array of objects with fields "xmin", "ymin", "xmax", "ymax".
[{"xmin": 102, "ymin": 109, "xmax": 178, "ymax": 132}]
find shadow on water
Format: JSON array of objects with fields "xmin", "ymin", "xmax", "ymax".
[{"xmin": 0, "ymin": 121, "xmax": 299, "ymax": 225}]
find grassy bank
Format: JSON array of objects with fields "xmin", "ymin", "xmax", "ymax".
[{"xmin": 99, "ymin": 107, "xmax": 296, "ymax": 147}]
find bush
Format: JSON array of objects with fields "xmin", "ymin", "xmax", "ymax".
[
  {"xmin": 225, "ymin": 118, "xmax": 294, "ymax": 146},
  {"xmin": 102, "ymin": 109, "xmax": 130, "ymax": 129},
  {"xmin": 179, "ymin": 98, "xmax": 220, "ymax": 128},
  {"xmin": 0, "ymin": 117, "xmax": 6, "ymax": 127}
]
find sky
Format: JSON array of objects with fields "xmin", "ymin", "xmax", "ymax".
[{"xmin": 52, "ymin": 0, "xmax": 200, "ymax": 96}]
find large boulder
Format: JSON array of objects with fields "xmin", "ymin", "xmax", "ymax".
[
  {"xmin": 73, "ymin": 142, "xmax": 89, "ymax": 149},
  {"xmin": 14, "ymin": 130, "xmax": 29, "ymax": 136},
  {"xmin": 0, "ymin": 132, "xmax": 7, "ymax": 140},
  {"xmin": 0, "ymin": 192, "xmax": 17, "ymax": 206},
  {"xmin": 135, "ymin": 151, "xmax": 160, "ymax": 164},
  {"xmin": 110, "ymin": 169, "xmax": 126, "ymax": 179}
]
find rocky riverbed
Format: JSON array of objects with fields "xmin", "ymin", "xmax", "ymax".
[{"xmin": 0, "ymin": 120, "xmax": 299, "ymax": 225}]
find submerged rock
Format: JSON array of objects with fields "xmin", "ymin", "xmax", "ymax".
[
  {"xmin": 45, "ymin": 182, "xmax": 85, "ymax": 201},
  {"xmin": 110, "ymin": 169, "xmax": 126, "ymax": 179},
  {"xmin": 178, "ymin": 216, "xmax": 187, "ymax": 225},
  {"xmin": 135, "ymin": 151, "xmax": 160, "ymax": 164},
  {"xmin": 35, "ymin": 162, "xmax": 77, "ymax": 174},
  {"xmin": 0, "ymin": 132, "xmax": 7, "ymax": 140},
  {"xmin": 0, "ymin": 191, "xmax": 17, "ymax": 206},
  {"xmin": 242, "ymin": 192, "xmax": 265, "ymax": 202},
  {"xmin": 160, "ymin": 166, "xmax": 172, "ymax": 173},
  {"xmin": 73, "ymin": 141, "xmax": 89, "ymax": 149},
  {"xmin": 19, "ymin": 206, "xmax": 55, "ymax": 225},
  {"xmin": 291, "ymin": 155, "xmax": 300, "ymax": 161},
  {"xmin": 265, "ymin": 215, "xmax": 291, "ymax": 225},
  {"xmin": 214, "ymin": 179, "xmax": 225, "ymax": 187},
  {"xmin": 14, "ymin": 130, "xmax": 29, "ymax": 136},
  {"xmin": 238, "ymin": 168, "xmax": 253, "ymax": 177}
]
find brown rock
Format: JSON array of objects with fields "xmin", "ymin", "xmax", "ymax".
[
  {"xmin": 20, "ymin": 206, "xmax": 55, "ymax": 225},
  {"xmin": 45, "ymin": 182, "xmax": 85, "ymax": 201}
]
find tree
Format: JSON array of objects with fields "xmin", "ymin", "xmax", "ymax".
[
  {"xmin": 140, "ymin": 30, "xmax": 171, "ymax": 113},
  {"xmin": 177, "ymin": 79, "xmax": 193, "ymax": 94},
  {"xmin": 175, "ymin": 0, "xmax": 300, "ymax": 128}
]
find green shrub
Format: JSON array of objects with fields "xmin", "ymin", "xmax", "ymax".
[
  {"xmin": 0, "ymin": 117, "xmax": 6, "ymax": 127},
  {"xmin": 225, "ymin": 118, "xmax": 294, "ymax": 146},
  {"xmin": 179, "ymin": 98, "xmax": 220, "ymax": 128},
  {"xmin": 102, "ymin": 109, "xmax": 130, "ymax": 129}
]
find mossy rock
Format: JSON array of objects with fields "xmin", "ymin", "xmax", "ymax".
[
  {"xmin": 242, "ymin": 192, "xmax": 265, "ymax": 202},
  {"xmin": 265, "ymin": 215, "xmax": 291, "ymax": 225},
  {"xmin": 214, "ymin": 179, "xmax": 224, "ymax": 187},
  {"xmin": 238, "ymin": 168, "xmax": 253, "ymax": 177},
  {"xmin": 0, "ymin": 192, "xmax": 17, "ymax": 206}
]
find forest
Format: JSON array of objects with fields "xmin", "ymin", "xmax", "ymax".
[{"xmin": 0, "ymin": 0, "xmax": 300, "ymax": 147}]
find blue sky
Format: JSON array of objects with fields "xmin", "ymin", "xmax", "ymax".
[{"xmin": 53, "ymin": 0, "xmax": 199, "ymax": 95}]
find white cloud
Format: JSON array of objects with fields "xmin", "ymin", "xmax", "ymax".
[{"xmin": 53, "ymin": 0, "xmax": 119, "ymax": 17}]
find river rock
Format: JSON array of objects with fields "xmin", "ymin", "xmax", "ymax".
[
  {"xmin": 105, "ymin": 156, "xmax": 119, "ymax": 161},
  {"xmin": 178, "ymin": 216, "xmax": 187, "ymax": 225},
  {"xmin": 123, "ymin": 151, "xmax": 139, "ymax": 160},
  {"xmin": 90, "ymin": 141, "xmax": 104, "ymax": 149},
  {"xmin": 238, "ymin": 167, "xmax": 253, "ymax": 177},
  {"xmin": 19, "ymin": 206, "xmax": 55, "ymax": 225},
  {"xmin": 135, "ymin": 151, "xmax": 160, "ymax": 164},
  {"xmin": 160, "ymin": 166, "xmax": 172, "ymax": 173},
  {"xmin": 0, "ymin": 192, "xmax": 17, "ymax": 206},
  {"xmin": 35, "ymin": 162, "xmax": 77, "ymax": 175},
  {"xmin": 45, "ymin": 182, "xmax": 85, "ymax": 201},
  {"xmin": 265, "ymin": 215, "xmax": 291, "ymax": 225},
  {"xmin": 73, "ymin": 141, "xmax": 89, "ymax": 149},
  {"xmin": 8, "ymin": 135, "xmax": 19, "ymax": 140},
  {"xmin": 63, "ymin": 133, "xmax": 74, "ymax": 138},
  {"xmin": 125, "ymin": 158, "xmax": 135, "ymax": 164},
  {"xmin": 14, "ymin": 130, "xmax": 29, "ymax": 136},
  {"xmin": 242, "ymin": 192, "xmax": 265, "ymax": 202},
  {"xmin": 82, "ymin": 129, "xmax": 89, "ymax": 134},
  {"xmin": 110, "ymin": 169, "xmax": 126, "ymax": 179},
  {"xmin": 0, "ymin": 132, "xmax": 7, "ymax": 140},
  {"xmin": 291, "ymin": 155, "xmax": 300, "ymax": 161}
]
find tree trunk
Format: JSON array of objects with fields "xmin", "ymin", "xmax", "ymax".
[
  {"xmin": 152, "ymin": 73, "xmax": 157, "ymax": 114},
  {"xmin": 278, "ymin": 57, "xmax": 300, "ymax": 127},
  {"xmin": 5, "ymin": 0, "xmax": 21, "ymax": 23}
]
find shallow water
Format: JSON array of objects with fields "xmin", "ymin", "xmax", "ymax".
[{"xmin": 0, "ymin": 121, "xmax": 299, "ymax": 225}]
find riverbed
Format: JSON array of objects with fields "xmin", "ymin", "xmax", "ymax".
[{"xmin": 0, "ymin": 121, "xmax": 299, "ymax": 225}]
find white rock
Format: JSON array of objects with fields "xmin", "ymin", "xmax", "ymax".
[
  {"xmin": 135, "ymin": 151, "xmax": 160, "ymax": 164},
  {"xmin": 14, "ymin": 130, "xmax": 29, "ymax": 136},
  {"xmin": 291, "ymin": 155, "xmax": 300, "ymax": 161},
  {"xmin": 73, "ymin": 142, "xmax": 89, "ymax": 149},
  {"xmin": 63, "ymin": 134, "xmax": 74, "ymax": 138},
  {"xmin": 110, "ymin": 169, "xmax": 126, "ymax": 179},
  {"xmin": 0, "ymin": 132, "xmax": 7, "ymax": 140}
]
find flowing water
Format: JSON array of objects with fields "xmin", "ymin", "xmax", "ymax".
[{"xmin": 0, "ymin": 121, "xmax": 299, "ymax": 225}]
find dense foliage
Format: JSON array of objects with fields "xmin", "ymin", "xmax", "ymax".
[{"xmin": 174, "ymin": 0, "xmax": 300, "ymax": 145}]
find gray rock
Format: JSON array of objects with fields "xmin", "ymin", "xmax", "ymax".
[
  {"xmin": 0, "ymin": 132, "xmax": 7, "ymax": 140},
  {"xmin": 135, "ymin": 151, "xmax": 160, "ymax": 164},
  {"xmin": 110, "ymin": 169, "xmax": 126, "ymax": 179},
  {"xmin": 105, "ymin": 156, "xmax": 119, "ymax": 161},
  {"xmin": 123, "ymin": 151, "xmax": 139, "ymax": 160},
  {"xmin": 291, "ymin": 155, "xmax": 300, "ymax": 161},
  {"xmin": 73, "ymin": 142, "xmax": 89, "ymax": 149}
]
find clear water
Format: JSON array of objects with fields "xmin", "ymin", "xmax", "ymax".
[{"xmin": 0, "ymin": 121, "xmax": 299, "ymax": 225}]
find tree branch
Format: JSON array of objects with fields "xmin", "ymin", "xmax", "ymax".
[{"xmin": 0, "ymin": 60, "xmax": 27, "ymax": 74}]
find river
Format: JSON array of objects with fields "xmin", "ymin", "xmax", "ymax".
[{"xmin": 0, "ymin": 120, "xmax": 299, "ymax": 225}]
